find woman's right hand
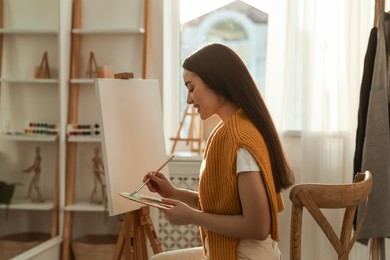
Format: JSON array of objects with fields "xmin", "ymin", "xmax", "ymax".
[{"xmin": 143, "ymin": 171, "xmax": 176, "ymax": 198}]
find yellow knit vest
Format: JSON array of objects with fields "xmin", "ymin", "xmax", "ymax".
[{"xmin": 198, "ymin": 109, "xmax": 284, "ymax": 260}]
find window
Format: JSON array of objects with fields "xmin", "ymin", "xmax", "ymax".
[{"xmin": 163, "ymin": 0, "xmax": 270, "ymax": 156}]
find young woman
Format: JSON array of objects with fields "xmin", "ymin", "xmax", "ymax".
[{"xmin": 146, "ymin": 43, "xmax": 294, "ymax": 260}]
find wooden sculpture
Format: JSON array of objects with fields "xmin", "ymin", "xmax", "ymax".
[
  {"xmin": 22, "ymin": 146, "xmax": 45, "ymax": 202},
  {"xmin": 90, "ymin": 147, "xmax": 106, "ymax": 204}
]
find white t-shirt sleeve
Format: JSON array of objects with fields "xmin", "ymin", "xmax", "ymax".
[{"xmin": 236, "ymin": 147, "xmax": 260, "ymax": 175}]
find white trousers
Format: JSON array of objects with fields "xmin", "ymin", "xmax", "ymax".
[
  {"xmin": 150, "ymin": 236, "xmax": 281, "ymax": 260},
  {"xmin": 150, "ymin": 247, "xmax": 205, "ymax": 260}
]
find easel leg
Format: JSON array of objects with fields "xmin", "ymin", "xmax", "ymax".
[
  {"xmin": 113, "ymin": 218, "xmax": 126, "ymax": 260},
  {"xmin": 124, "ymin": 211, "xmax": 136, "ymax": 260},
  {"xmin": 139, "ymin": 206, "xmax": 162, "ymax": 254},
  {"xmin": 135, "ymin": 223, "xmax": 147, "ymax": 259}
]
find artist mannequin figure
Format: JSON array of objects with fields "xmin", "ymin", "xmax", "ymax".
[
  {"xmin": 22, "ymin": 146, "xmax": 44, "ymax": 202},
  {"xmin": 90, "ymin": 147, "xmax": 106, "ymax": 204},
  {"xmin": 145, "ymin": 43, "xmax": 294, "ymax": 260}
]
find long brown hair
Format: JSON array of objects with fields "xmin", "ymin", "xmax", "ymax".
[{"xmin": 183, "ymin": 43, "xmax": 294, "ymax": 191}]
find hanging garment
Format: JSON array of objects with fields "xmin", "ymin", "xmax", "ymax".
[
  {"xmin": 357, "ymin": 12, "xmax": 390, "ymax": 243},
  {"xmin": 353, "ymin": 27, "xmax": 378, "ymax": 176},
  {"xmin": 387, "ymin": 13, "xmax": 390, "ymax": 128}
]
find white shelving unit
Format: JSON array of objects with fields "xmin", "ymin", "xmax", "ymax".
[
  {"xmin": 61, "ymin": 0, "xmax": 150, "ymax": 259},
  {"xmin": 0, "ymin": 0, "xmax": 162, "ymax": 258},
  {"xmin": 0, "ymin": 0, "xmax": 70, "ymax": 258}
]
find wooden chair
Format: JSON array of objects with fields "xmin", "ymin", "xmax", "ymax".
[{"xmin": 289, "ymin": 171, "xmax": 373, "ymax": 260}]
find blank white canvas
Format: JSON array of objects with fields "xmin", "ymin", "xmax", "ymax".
[{"xmin": 95, "ymin": 78, "xmax": 168, "ymax": 216}]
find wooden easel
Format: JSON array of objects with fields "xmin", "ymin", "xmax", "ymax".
[
  {"xmin": 86, "ymin": 51, "xmax": 100, "ymax": 78},
  {"xmin": 111, "ymin": 73, "xmax": 162, "ymax": 260},
  {"xmin": 35, "ymin": 51, "xmax": 51, "ymax": 78},
  {"xmin": 112, "ymin": 206, "xmax": 162, "ymax": 260},
  {"xmin": 170, "ymin": 104, "xmax": 204, "ymax": 154},
  {"xmin": 86, "ymin": 51, "xmax": 114, "ymax": 78}
]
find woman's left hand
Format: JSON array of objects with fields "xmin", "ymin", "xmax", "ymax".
[{"xmin": 160, "ymin": 198, "xmax": 198, "ymax": 225}]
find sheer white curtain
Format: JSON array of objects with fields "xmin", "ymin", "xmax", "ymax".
[{"xmin": 265, "ymin": 0, "xmax": 375, "ymax": 259}]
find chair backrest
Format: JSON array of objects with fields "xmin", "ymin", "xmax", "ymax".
[{"xmin": 289, "ymin": 171, "xmax": 373, "ymax": 260}]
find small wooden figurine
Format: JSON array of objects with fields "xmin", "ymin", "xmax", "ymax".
[
  {"xmin": 90, "ymin": 147, "xmax": 106, "ymax": 204},
  {"xmin": 22, "ymin": 146, "xmax": 45, "ymax": 202}
]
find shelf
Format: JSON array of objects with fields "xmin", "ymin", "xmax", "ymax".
[
  {"xmin": 0, "ymin": 78, "xmax": 59, "ymax": 84},
  {"xmin": 61, "ymin": 1, "xmax": 151, "ymax": 259},
  {"xmin": 0, "ymin": 134, "xmax": 58, "ymax": 142},
  {"xmin": 69, "ymin": 78, "xmax": 95, "ymax": 84},
  {"xmin": 67, "ymin": 136, "xmax": 101, "ymax": 142},
  {"xmin": 72, "ymin": 27, "xmax": 144, "ymax": 35},
  {"xmin": 0, "ymin": 0, "xmax": 63, "ymax": 250},
  {"xmin": 0, "ymin": 28, "xmax": 58, "ymax": 35},
  {"xmin": 64, "ymin": 201, "xmax": 107, "ymax": 212},
  {"xmin": 0, "ymin": 199, "xmax": 54, "ymax": 211},
  {"xmin": 69, "ymin": 78, "xmax": 143, "ymax": 85}
]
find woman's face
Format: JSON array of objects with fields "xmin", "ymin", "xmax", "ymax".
[{"xmin": 183, "ymin": 69, "xmax": 224, "ymax": 120}]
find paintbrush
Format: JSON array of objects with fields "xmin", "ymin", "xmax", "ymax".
[{"xmin": 130, "ymin": 155, "xmax": 175, "ymax": 195}]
